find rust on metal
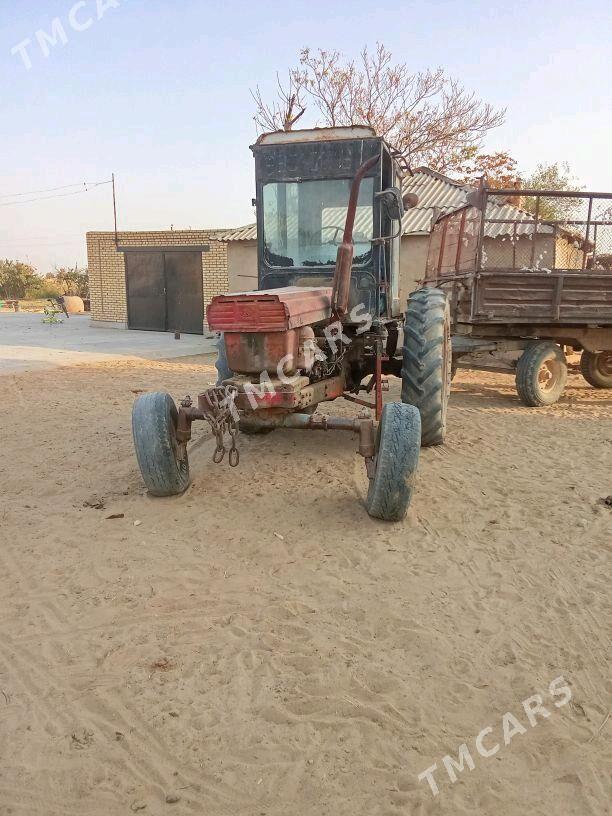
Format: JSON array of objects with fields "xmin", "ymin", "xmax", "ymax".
[
  {"xmin": 331, "ymin": 153, "xmax": 380, "ymax": 316},
  {"xmin": 177, "ymin": 386, "xmax": 240, "ymax": 465},
  {"xmin": 375, "ymin": 341, "xmax": 383, "ymax": 421},
  {"xmin": 254, "ymin": 126, "xmax": 378, "ymax": 147},
  {"xmin": 207, "ymin": 286, "xmax": 332, "ymax": 333},
  {"xmin": 342, "ymin": 393, "xmax": 376, "ymax": 410},
  {"xmin": 224, "ymin": 329, "xmax": 302, "ymax": 376},
  {"xmin": 241, "ymin": 410, "xmax": 376, "ymax": 465},
  {"xmin": 233, "ymin": 374, "xmax": 346, "ymax": 412}
]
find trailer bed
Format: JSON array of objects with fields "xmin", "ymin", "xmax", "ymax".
[
  {"xmin": 460, "ymin": 270, "xmax": 612, "ymax": 324},
  {"xmin": 426, "ymin": 187, "xmax": 612, "ymax": 333}
]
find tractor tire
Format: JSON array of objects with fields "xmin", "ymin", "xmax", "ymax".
[
  {"xmin": 401, "ymin": 287, "xmax": 451, "ymax": 446},
  {"xmin": 215, "ymin": 333, "xmax": 233, "ymax": 384},
  {"xmin": 515, "ymin": 342, "xmax": 568, "ymax": 407},
  {"xmin": 366, "ymin": 402, "xmax": 421, "ymax": 522},
  {"xmin": 580, "ymin": 350, "xmax": 612, "ymax": 389},
  {"xmin": 132, "ymin": 391, "xmax": 190, "ymax": 496}
]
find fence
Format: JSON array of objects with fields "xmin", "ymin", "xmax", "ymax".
[{"xmin": 426, "ymin": 188, "xmax": 612, "ymax": 279}]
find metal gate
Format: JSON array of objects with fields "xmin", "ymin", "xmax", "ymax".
[{"xmin": 125, "ymin": 250, "xmax": 204, "ymax": 334}]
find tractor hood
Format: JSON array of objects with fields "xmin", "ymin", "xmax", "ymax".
[{"xmin": 206, "ymin": 286, "xmax": 332, "ymax": 333}]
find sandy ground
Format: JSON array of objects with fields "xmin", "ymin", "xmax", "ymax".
[{"xmin": 0, "ymin": 357, "xmax": 610, "ymax": 816}]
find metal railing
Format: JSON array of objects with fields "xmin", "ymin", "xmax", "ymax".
[{"xmin": 426, "ymin": 188, "xmax": 612, "ymax": 278}]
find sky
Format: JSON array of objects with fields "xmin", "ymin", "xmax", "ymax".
[{"xmin": 1, "ymin": 0, "xmax": 611, "ymax": 274}]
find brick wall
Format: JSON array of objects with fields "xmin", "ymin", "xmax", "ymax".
[{"xmin": 86, "ymin": 230, "xmax": 231, "ymax": 329}]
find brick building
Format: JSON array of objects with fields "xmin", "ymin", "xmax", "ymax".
[{"xmin": 86, "ymin": 229, "xmax": 232, "ymax": 334}]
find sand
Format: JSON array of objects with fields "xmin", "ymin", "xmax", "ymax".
[{"xmin": 0, "ymin": 357, "xmax": 610, "ymax": 815}]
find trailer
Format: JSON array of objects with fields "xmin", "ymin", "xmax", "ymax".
[{"xmin": 424, "ymin": 185, "xmax": 612, "ymax": 404}]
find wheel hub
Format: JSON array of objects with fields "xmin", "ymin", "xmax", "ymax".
[{"xmin": 538, "ymin": 359, "xmax": 561, "ymax": 391}]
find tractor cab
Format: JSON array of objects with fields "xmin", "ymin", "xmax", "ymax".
[{"xmin": 251, "ymin": 126, "xmax": 408, "ymax": 323}]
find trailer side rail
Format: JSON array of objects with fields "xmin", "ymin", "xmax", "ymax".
[{"xmin": 424, "ymin": 188, "xmax": 612, "ymax": 325}]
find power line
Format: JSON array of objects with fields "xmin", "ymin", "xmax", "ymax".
[
  {"xmin": 0, "ymin": 181, "xmax": 113, "ymax": 208},
  {"xmin": 0, "ymin": 233, "xmax": 79, "ymax": 243},
  {"xmin": 0, "ymin": 239, "xmax": 85, "ymax": 248},
  {"xmin": 0, "ymin": 179, "xmax": 112, "ymax": 200},
  {"xmin": 0, "ymin": 188, "xmax": 96, "ymax": 207}
]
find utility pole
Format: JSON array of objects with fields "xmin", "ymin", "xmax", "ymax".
[{"xmin": 112, "ymin": 173, "xmax": 118, "ymax": 246}]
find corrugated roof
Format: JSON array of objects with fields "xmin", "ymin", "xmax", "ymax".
[
  {"xmin": 401, "ymin": 168, "xmax": 553, "ymax": 237},
  {"xmin": 220, "ymin": 223, "xmax": 257, "ymax": 241},
  {"xmin": 483, "ymin": 200, "xmax": 553, "ymax": 237},
  {"xmin": 401, "ymin": 168, "xmax": 467, "ymax": 235},
  {"xmin": 220, "ymin": 168, "xmax": 549, "ymax": 242}
]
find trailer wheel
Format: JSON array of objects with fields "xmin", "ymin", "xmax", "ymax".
[
  {"xmin": 366, "ymin": 402, "xmax": 421, "ymax": 522},
  {"xmin": 580, "ymin": 350, "xmax": 612, "ymax": 389},
  {"xmin": 215, "ymin": 333, "xmax": 233, "ymax": 384},
  {"xmin": 132, "ymin": 392, "xmax": 190, "ymax": 496},
  {"xmin": 401, "ymin": 287, "xmax": 451, "ymax": 446},
  {"xmin": 515, "ymin": 342, "xmax": 567, "ymax": 407}
]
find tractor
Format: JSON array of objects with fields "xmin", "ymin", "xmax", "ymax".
[{"xmin": 132, "ymin": 126, "xmax": 451, "ymax": 521}]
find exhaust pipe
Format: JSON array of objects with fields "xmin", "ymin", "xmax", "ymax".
[{"xmin": 331, "ymin": 153, "xmax": 380, "ymax": 316}]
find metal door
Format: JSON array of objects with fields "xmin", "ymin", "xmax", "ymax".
[
  {"xmin": 126, "ymin": 252, "xmax": 166, "ymax": 331},
  {"xmin": 164, "ymin": 251, "xmax": 203, "ymax": 335},
  {"xmin": 126, "ymin": 250, "xmax": 204, "ymax": 334}
]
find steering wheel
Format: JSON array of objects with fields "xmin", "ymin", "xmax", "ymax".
[{"xmin": 321, "ymin": 225, "xmax": 345, "ymax": 245}]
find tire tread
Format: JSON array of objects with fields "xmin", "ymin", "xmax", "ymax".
[
  {"xmin": 132, "ymin": 392, "xmax": 190, "ymax": 496},
  {"xmin": 515, "ymin": 342, "xmax": 567, "ymax": 407},
  {"xmin": 366, "ymin": 403, "xmax": 421, "ymax": 522},
  {"xmin": 401, "ymin": 287, "xmax": 451, "ymax": 446},
  {"xmin": 580, "ymin": 350, "xmax": 612, "ymax": 389}
]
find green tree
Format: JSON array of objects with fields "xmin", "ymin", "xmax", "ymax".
[
  {"xmin": 47, "ymin": 265, "xmax": 90, "ymax": 298},
  {"xmin": 27, "ymin": 276, "xmax": 62, "ymax": 299},
  {"xmin": 521, "ymin": 162, "xmax": 581, "ymax": 221},
  {"xmin": 0, "ymin": 259, "xmax": 39, "ymax": 299}
]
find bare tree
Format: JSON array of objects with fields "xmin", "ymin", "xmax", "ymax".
[
  {"xmin": 251, "ymin": 73, "xmax": 306, "ymax": 133},
  {"xmin": 252, "ymin": 45, "xmax": 505, "ymax": 174}
]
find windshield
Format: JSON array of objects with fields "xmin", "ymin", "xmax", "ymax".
[{"xmin": 262, "ymin": 178, "xmax": 374, "ymax": 268}]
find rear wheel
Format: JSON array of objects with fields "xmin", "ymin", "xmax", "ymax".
[
  {"xmin": 401, "ymin": 288, "xmax": 451, "ymax": 446},
  {"xmin": 366, "ymin": 402, "xmax": 421, "ymax": 522},
  {"xmin": 132, "ymin": 392, "xmax": 190, "ymax": 496},
  {"xmin": 580, "ymin": 350, "xmax": 612, "ymax": 389},
  {"xmin": 515, "ymin": 342, "xmax": 567, "ymax": 406}
]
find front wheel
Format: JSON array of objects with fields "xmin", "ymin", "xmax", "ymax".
[
  {"xmin": 515, "ymin": 342, "xmax": 567, "ymax": 406},
  {"xmin": 132, "ymin": 392, "xmax": 190, "ymax": 496},
  {"xmin": 580, "ymin": 350, "xmax": 612, "ymax": 389},
  {"xmin": 366, "ymin": 403, "xmax": 421, "ymax": 522}
]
